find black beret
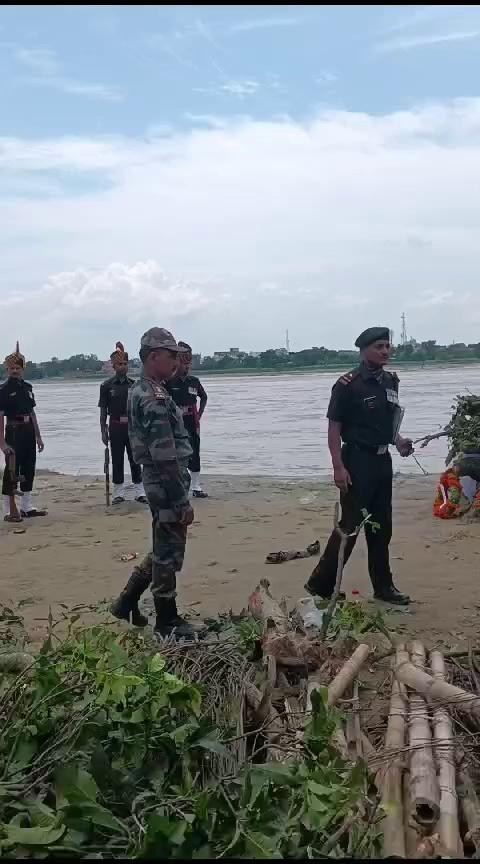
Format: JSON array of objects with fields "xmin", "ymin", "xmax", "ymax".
[{"xmin": 355, "ymin": 327, "xmax": 390, "ymax": 350}]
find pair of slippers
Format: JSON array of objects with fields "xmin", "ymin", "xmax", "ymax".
[{"xmin": 4, "ymin": 509, "xmax": 47, "ymax": 524}]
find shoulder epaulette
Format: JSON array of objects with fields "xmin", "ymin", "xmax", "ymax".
[
  {"xmin": 337, "ymin": 369, "xmax": 359, "ymax": 386},
  {"xmin": 145, "ymin": 378, "xmax": 167, "ymax": 402}
]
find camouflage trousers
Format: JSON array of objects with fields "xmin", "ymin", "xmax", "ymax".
[{"xmin": 152, "ymin": 518, "xmax": 188, "ymax": 600}]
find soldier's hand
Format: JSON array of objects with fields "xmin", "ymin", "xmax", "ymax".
[
  {"xmin": 333, "ymin": 464, "xmax": 352, "ymax": 494},
  {"xmin": 101, "ymin": 428, "xmax": 109, "ymax": 446},
  {"xmin": 1, "ymin": 444, "xmax": 14, "ymax": 457},
  {"xmin": 36, "ymin": 437, "xmax": 44, "ymax": 453},
  {"xmin": 396, "ymin": 436, "xmax": 414, "ymax": 458},
  {"xmin": 178, "ymin": 504, "xmax": 194, "ymax": 526}
]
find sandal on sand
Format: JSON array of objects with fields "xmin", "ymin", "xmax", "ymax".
[
  {"xmin": 112, "ymin": 497, "xmax": 125, "ymax": 505},
  {"xmin": 4, "ymin": 514, "xmax": 23, "ymax": 523},
  {"xmin": 20, "ymin": 509, "xmax": 47, "ymax": 518},
  {"xmin": 135, "ymin": 495, "xmax": 147, "ymax": 503}
]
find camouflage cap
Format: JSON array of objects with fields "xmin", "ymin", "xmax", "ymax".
[{"xmin": 140, "ymin": 327, "xmax": 189, "ymax": 353}]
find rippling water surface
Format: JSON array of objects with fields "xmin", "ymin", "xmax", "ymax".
[{"xmin": 33, "ymin": 366, "xmax": 479, "ymax": 477}]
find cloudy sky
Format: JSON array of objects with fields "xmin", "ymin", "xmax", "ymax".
[{"xmin": 2, "ymin": 4, "xmax": 480, "ymax": 360}]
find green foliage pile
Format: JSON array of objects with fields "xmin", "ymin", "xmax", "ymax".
[
  {"xmin": 446, "ymin": 394, "xmax": 480, "ymax": 462},
  {"xmin": 0, "ymin": 615, "xmax": 381, "ymax": 859},
  {"xmin": 325, "ymin": 602, "xmax": 386, "ymax": 644}
]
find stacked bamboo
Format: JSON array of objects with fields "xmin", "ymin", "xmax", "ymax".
[
  {"xmin": 378, "ymin": 640, "xmax": 479, "ymax": 858},
  {"xmin": 244, "ymin": 578, "xmax": 480, "ymax": 858}
]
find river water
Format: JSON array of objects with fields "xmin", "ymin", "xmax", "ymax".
[{"xmin": 32, "ymin": 367, "xmax": 478, "ymax": 478}]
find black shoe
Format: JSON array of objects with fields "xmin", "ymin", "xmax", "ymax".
[
  {"xmin": 374, "ymin": 587, "xmax": 411, "ymax": 605},
  {"xmin": 135, "ymin": 495, "xmax": 147, "ymax": 503},
  {"xmin": 304, "ymin": 582, "xmax": 346, "ymax": 601},
  {"xmin": 192, "ymin": 490, "xmax": 208, "ymax": 499},
  {"xmin": 154, "ymin": 597, "xmax": 196, "ymax": 640},
  {"xmin": 112, "ymin": 496, "xmax": 125, "ymax": 505},
  {"xmin": 110, "ymin": 565, "xmax": 151, "ymax": 626},
  {"xmin": 110, "ymin": 595, "xmax": 149, "ymax": 627},
  {"xmin": 155, "ymin": 615, "xmax": 197, "ymax": 639}
]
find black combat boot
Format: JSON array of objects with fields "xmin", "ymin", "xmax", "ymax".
[
  {"xmin": 373, "ymin": 584, "xmax": 411, "ymax": 605},
  {"xmin": 110, "ymin": 565, "xmax": 151, "ymax": 626},
  {"xmin": 153, "ymin": 597, "xmax": 196, "ymax": 640}
]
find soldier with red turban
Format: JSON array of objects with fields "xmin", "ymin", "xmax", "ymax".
[
  {"xmin": 98, "ymin": 342, "xmax": 146, "ymax": 504},
  {"xmin": 0, "ymin": 342, "xmax": 46, "ymax": 521}
]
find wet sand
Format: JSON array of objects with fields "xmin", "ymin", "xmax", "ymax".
[{"xmin": 1, "ymin": 471, "xmax": 479, "ymax": 649}]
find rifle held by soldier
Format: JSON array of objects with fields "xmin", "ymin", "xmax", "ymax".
[{"xmin": 104, "ymin": 445, "xmax": 111, "ymax": 507}]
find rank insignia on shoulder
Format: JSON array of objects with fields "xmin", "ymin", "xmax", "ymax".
[
  {"xmin": 151, "ymin": 383, "xmax": 166, "ymax": 402},
  {"xmin": 338, "ymin": 370, "xmax": 357, "ymax": 386}
]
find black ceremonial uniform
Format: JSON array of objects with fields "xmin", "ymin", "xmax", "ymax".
[
  {"xmin": 307, "ymin": 363, "xmax": 402, "ymax": 599},
  {"xmin": 0, "ymin": 378, "xmax": 37, "ymax": 495},
  {"xmin": 167, "ymin": 374, "xmax": 207, "ymax": 473},
  {"xmin": 98, "ymin": 375, "xmax": 141, "ymax": 486}
]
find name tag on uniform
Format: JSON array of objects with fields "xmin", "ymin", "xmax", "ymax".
[
  {"xmin": 364, "ymin": 396, "xmax": 377, "ymax": 409},
  {"xmin": 386, "ymin": 389, "xmax": 399, "ymax": 406}
]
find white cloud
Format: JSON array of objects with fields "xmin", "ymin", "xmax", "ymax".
[
  {"xmin": 193, "ymin": 78, "xmax": 260, "ymax": 99},
  {"xmin": 376, "ymin": 29, "xmax": 480, "ymax": 53},
  {"xmin": 315, "ymin": 71, "xmax": 338, "ymax": 85},
  {"xmin": 0, "ymin": 261, "xmax": 216, "ymax": 323},
  {"xmin": 220, "ymin": 79, "xmax": 259, "ymax": 98},
  {"xmin": 229, "ymin": 17, "xmax": 304, "ymax": 34},
  {"xmin": 2, "ymin": 99, "xmax": 480, "ymax": 356},
  {"xmin": 14, "ymin": 44, "xmax": 124, "ymax": 102},
  {"xmin": 16, "ymin": 47, "xmax": 59, "ymax": 75}
]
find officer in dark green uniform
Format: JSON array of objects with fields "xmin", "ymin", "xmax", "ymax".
[{"xmin": 306, "ymin": 327, "xmax": 413, "ymax": 605}]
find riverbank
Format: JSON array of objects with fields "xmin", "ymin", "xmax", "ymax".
[
  {"xmin": 3, "ymin": 356, "xmax": 480, "ymax": 383},
  {"xmin": 1, "ymin": 472, "xmax": 478, "ymax": 649}
]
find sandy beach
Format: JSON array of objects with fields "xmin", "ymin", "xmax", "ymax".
[{"xmin": 1, "ymin": 471, "xmax": 478, "ymax": 649}]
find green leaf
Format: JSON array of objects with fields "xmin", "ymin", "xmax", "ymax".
[
  {"xmin": 307, "ymin": 780, "xmax": 332, "ymax": 797},
  {"xmin": 148, "ymin": 653, "xmax": 165, "ymax": 673},
  {"xmin": 162, "ymin": 671, "xmax": 188, "ymax": 693},
  {"xmin": 250, "ymin": 762, "xmax": 295, "ymax": 783},
  {"xmin": 26, "ymin": 799, "xmax": 56, "ymax": 828},
  {"xmin": 4, "ymin": 821, "xmax": 66, "ymax": 847},
  {"xmin": 10, "ymin": 737, "xmax": 37, "ymax": 771},
  {"xmin": 307, "ymin": 794, "xmax": 330, "ymax": 813},
  {"xmin": 198, "ymin": 734, "xmax": 228, "ymax": 756},
  {"xmin": 56, "ymin": 764, "xmax": 98, "ymax": 807}
]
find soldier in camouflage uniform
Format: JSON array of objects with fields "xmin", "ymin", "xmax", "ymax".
[{"xmin": 112, "ymin": 327, "xmax": 195, "ymax": 638}]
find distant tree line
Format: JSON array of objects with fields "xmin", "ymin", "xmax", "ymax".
[
  {"xmin": 2, "ymin": 341, "xmax": 480, "ymax": 381},
  {"xmin": 0, "ymin": 354, "xmax": 104, "ymax": 380},
  {"xmin": 196, "ymin": 340, "xmax": 480, "ymax": 371}
]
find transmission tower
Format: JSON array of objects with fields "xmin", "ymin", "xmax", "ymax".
[{"xmin": 401, "ymin": 313, "xmax": 407, "ymax": 346}]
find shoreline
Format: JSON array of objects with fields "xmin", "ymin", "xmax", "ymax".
[
  {"xmin": 1, "ymin": 472, "xmax": 478, "ymax": 652},
  {"xmin": 3, "ymin": 357, "xmax": 480, "ymax": 383}
]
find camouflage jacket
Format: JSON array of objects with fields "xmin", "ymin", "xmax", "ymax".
[{"xmin": 128, "ymin": 376, "xmax": 192, "ymax": 521}]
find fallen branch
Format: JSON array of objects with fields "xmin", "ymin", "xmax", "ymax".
[
  {"xmin": 326, "ymin": 643, "xmax": 371, "ymax": 708},
  {"xmin": 408, "ymin": 642, "xmax": 440, "ymax": 830},
  {"xmin": 430, "ymin": 650, "xmax": 460, "ymax": 857},
  {"xmin": 243, "ymin": 681, "xmax": 290, "ymax": 761}
]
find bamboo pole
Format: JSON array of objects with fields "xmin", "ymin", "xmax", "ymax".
[
  {"xmin": 326, "ymin": 643, "xmax": 370, "ymax": 707},
  {"xmin": 380, "ymin": 645, "xmax": 409, "ymax": 858},
  {"xmin": 403, "ymin": 771, "xmax": 421, "ymax": 859},
  {"xmin": 457, "ymin": 763, "xmax": 480, "ymax": 854},
  {"xmin": 396, "ymin": 659, "xmax": 480, "ymax": 721},
  {"xmin": 408, "ymin": 642, "xmax": 440, "ymax": 830},
  {"xmin": 430, "ymin": 650, "xmax": 460, "ymax": 857}
]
